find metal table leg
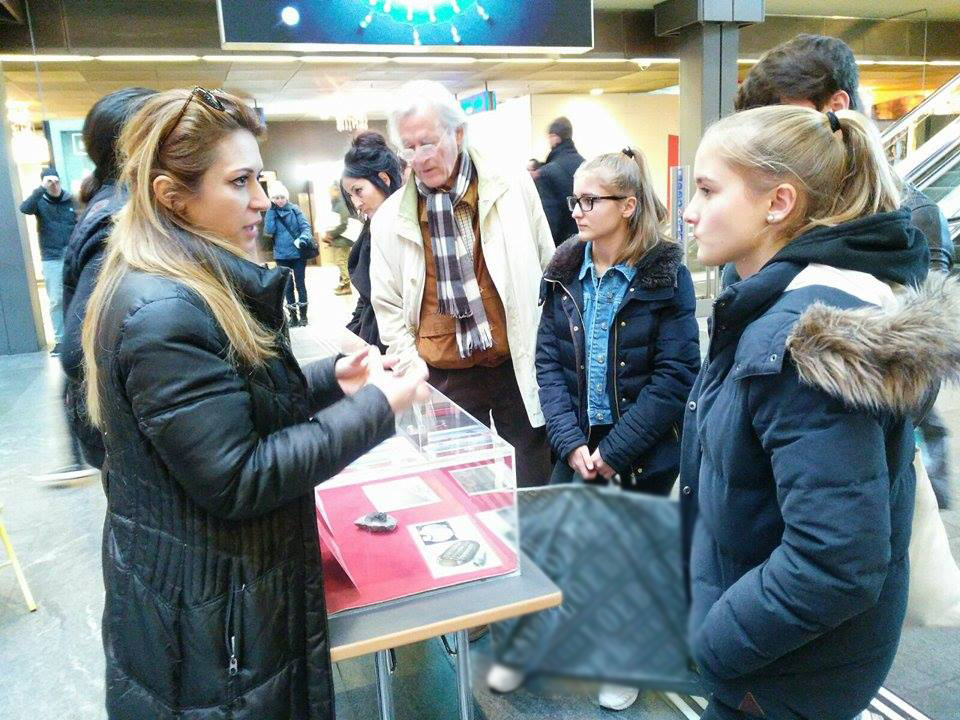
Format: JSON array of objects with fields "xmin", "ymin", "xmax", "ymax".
[
  {"xmin": 454, "ymin": 630, "xmax": 474, "ymax": 720},
  {"xmin": 375, "ymin": 649, "xmax": 395, "ymax": 720}
]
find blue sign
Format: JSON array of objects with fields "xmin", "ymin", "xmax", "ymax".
[
  {"xmin": 460, "ymin": 90, "xmax": 496, "ymax": 115},
  {"xmin": 219, "ymin": 1, "xmax": 594, "ymax": 52}
]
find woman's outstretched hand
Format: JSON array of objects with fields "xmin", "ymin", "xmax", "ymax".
[
  {"xmin": 334, "ymin": 347, "xmax": 398, "ymax": 396},
  {"xmin": 364, "ymin": 348, "xmax": 431, "ymax": 414}
]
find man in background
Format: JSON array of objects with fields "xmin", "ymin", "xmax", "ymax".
[
  {"xmin": 19, "ymin": 167, "xmax": 77, "ymax": 354},
  {"xmin": 536, "ymin": 116, "xmax": 584, "ymax": 246}
]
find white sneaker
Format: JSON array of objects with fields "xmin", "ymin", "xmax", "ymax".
[
  {"xmin": 486, "ymin": 664, "xmax": 526, "ymax": 693},
  {"xmin": 598, "ymin": 684, "xmax": 640, "ymax": 711}
]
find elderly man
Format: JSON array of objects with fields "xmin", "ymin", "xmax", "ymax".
[{"xmin": 370, "ymin": 79, "xmax": 554, "ymax": 488}]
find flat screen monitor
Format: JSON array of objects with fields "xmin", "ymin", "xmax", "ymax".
[{"xmin": 218, "ymin": 1, "xmax": 594, "ymax": 53}]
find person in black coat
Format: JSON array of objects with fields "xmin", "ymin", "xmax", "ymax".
[
  {"xmin": 536, "ymin": 116, "xmax": 585, "ymax": 246},
  {"xmin": 489, "ymin": 149, "xmax": 699, "ymax": 711},
  {"xmin": 20, "ymin": 167, "xmax": 78, "ymax": 348},
  {"xmin": 680, "ymin": 105, "xmax": 958, "ymax": 720},
  {"xmin": 59, "ymin": 86, "xmax": 156, "ymax": 470},
  {"xmin": 341, "ymin": 131, "xmax": 403, "ymax": 351},
  {"xmin": 81, "ymin": 88, "xmax": 429, "ymax": 720}
]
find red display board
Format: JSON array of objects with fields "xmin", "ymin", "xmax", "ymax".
[{"xmin": 316, "ymin": 458, "xmax": 519, "ymax": 614}]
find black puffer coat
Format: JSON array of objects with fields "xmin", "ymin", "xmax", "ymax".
[
  {"xmin": 536, "ymin": 239, "xmax": 700, "ymax": 491},
  {"xmin": 346, "ymin": 222, "xmax": 385, "ymax": 351},
  {"xmin": 94, "ymin": 244, "xmax": 395, "ymax": 719},
  {"xmin": 60, "ymin": 182, "xmax": 124, "ymax": 468},
  {"xmin": 536, "ymin": 139, "xmax": 584, "ymax": 246}
]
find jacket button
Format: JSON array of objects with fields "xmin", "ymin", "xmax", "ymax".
[
  {"xmin": 573, "ymin": 325, "xmax": 579, "ymax": 332},
  {"xmin": 620, "ymin": 361, "xmax": 625, "ymax": 367},
  {"xmin": 636, "ymin": 467, "xmax": 643, "ymax": 474},
  {"xmin": 629, "ymin": 288, "xmax": 635, "ymax": 292},
  {"xmin": 580, "ymin": 364, "xmax": 585, "ymax": 370},
  {"xmin": 620, "ymin": 321, "xmax": 626, "ymax": 326},
  {"xmin": 682, "ymin": 485, "xmax": 692, "ymax": 495},
  {"xmin": 769, "ymin": 353, "xmax": 778, "ymax": 362},
  {"xmin": 687, "ymin": 400, "xmax": 697, "ymax": 411},
  {"xmin": 622, "ymin": 397, "xmax": 627, "ymax": 403}
]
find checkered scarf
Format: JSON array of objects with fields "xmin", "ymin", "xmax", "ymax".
[{"xmin": 415, "ymin": 150, "xmax": 493, "ymax": 358}]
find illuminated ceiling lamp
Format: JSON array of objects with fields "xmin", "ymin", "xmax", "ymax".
[
  {"xmin": 358, "ymin": 1, "xmax": 492, "ymax": 46},
  {"xmin": 332, "ymin": 92, "xmax": 369, "ymax": 133},
  {"xmin": 6, "ymin": 102, "xmax": 50, "ymax": 165}
]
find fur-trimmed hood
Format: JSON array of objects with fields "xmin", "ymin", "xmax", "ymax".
[
  {"xmin": 786, "ymin": 275, "xmax": 960, "ymax": 414},
  {"xmin": 542, "ymin": 237, "xmax": 683, "ymax": 295}
]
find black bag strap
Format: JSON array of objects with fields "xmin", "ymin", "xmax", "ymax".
[{"xmin": 277, "ymin": 208, "xmax": 302, "ymax": 240}]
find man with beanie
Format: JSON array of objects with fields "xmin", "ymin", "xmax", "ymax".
[
  {"xmin": 20, "ymin": 167, "xmax": 77, "ymax": 353},
  {"xmin": 536, "ymin": 116, "xmax": 585, "ymax": 246}
]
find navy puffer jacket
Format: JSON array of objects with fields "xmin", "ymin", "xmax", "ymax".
[
  {"xmin": 536, "ymin": 238, "xmax": 700, "ymax": 491},
  {"xmin": 680, "ymin": 210, "xmax": 956, "ymax": 720}
]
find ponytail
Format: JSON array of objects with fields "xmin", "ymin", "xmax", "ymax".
[{"xmin": 702, "ymin": 105, "xmax": 900, "ymax": 239}]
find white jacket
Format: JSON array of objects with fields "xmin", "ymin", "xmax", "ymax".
[{"xmin": 370, "ymin": 147, "xmax": 556, "ymax": 426}]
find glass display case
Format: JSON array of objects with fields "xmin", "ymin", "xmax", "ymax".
[{"xmin": 291, "ymin": 326, "xmax": 520, "ymax": 616}]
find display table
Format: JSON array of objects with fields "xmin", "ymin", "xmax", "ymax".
[
  {"xmin": 328, "ymin": 550, "xmax": 561, "ymax": 720},
  {"xmin": 289, "ymin": 325, "xmax": 561, "ymax": 718}
]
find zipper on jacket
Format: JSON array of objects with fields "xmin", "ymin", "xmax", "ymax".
[
  {"xmin": 547, "ymin": 278, "xmax": 590, "ymax": 433},
  {"xmin": 225, "ymin": 577, "xmax": 245, "ymax": 679},
  {"xmin": 611, "ymin": 319, "xmax": 621, "ymax": 422},
  {"xmin": 228, "ymin": 636, "xmax": 239, "ymax": 676}
]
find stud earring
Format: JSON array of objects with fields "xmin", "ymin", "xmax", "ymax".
[{"xmin": 766, "ymin": 213, "xmax": 776, "ymax": 223}]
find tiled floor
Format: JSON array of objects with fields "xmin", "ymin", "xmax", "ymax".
[{"xmin": 0, "ymin": 266, "xmax": 957, "ymax": 719}]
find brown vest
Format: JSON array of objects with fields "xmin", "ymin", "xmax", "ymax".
[{"xmin": 416, "ymin": 176, "xmax": 510, "ymax": 369}]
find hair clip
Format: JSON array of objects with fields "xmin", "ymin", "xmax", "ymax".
[
  {"xmin": 621, "ymin": 147, "xmax": 635, "ymax": 159},
  {"xmin": 826, "ymin": 111, "xmax": 842, "ymax": 133}
]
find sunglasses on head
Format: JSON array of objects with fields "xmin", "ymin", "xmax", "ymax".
[{"xmin": 159, "ymin": 86, "xmax": 226, "ymax": 149}]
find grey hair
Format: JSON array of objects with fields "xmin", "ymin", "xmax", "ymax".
[{"xmin": 388, "ymin": 79, "xmax": 469, "ymax": 149}]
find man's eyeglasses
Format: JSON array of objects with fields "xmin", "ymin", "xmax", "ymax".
[
  {"xmin": 159, "ymin": 86, "xmax": 226, "ymax": 149},
  {"xmin": 398, "ymin": 129, "xmax": 449, "ymax": 163},
  {"xmin": 566, "ymin": 195, "xmax": 629, "ymax": 213}
]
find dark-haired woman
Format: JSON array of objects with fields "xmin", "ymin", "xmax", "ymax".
[
  {"xmin": 59, "ymin": 86, "xmax": 156, "ymax": 470},
  {"xmin": 341, "ymin": 131, "xmax": 403, "ymax": 351}
]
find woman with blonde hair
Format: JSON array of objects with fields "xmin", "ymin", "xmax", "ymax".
[
  {"xmin": 83, "ymin": 87, "xmax": 428, "ymax": 719},
  {"xmin": 487, "ymin": 149, "xmax": 701, "ymax": 709},
  {"xmin": 680, "ymin": 106, "xmax": 960, "ymax": 719}
]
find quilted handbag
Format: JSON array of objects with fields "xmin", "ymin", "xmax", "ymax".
[{"xmin": 491, "ymin": 484, "xmax": 703, "ymax": 694}]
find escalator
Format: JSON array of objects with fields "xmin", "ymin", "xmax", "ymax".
[{"xmin": 882, "ymin": 73, "xmax": 960, "ymax": 255}]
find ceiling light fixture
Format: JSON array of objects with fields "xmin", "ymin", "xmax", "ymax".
[
  {"xmin": 629, "ymin": 58, "xmax": 680, "ymax": 65},
  {"xmin": 201, "ymin": 55, "xmax": 299, "ymax": 63},
  {"xmin": 590, "ymin": 87, "xmax": 604, "ymax": 96},
  {"xmin": 300, "ymin": 55, "xmax": 391, "ymax": 63},
  {"xmin": 98, "ymin": 55, "xmax": 200, "ymax": 62},
  {"xmin": 394, "ymin": 56, "xmax": 478, "ymax": 64},
  {"xmin": 0, "ymin": 54, "xmax": 95, "ymax": 63}
]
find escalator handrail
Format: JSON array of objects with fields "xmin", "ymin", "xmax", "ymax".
[
  {"xmin": 881, "ymin": 71, "xmax": 960, "ymax": 147},
  {"xmin": 895, "ymin": 118, "xmax": 960, "ymax": 185}
]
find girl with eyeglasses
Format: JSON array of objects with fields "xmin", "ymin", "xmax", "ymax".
[
  {"xmin": 487, "ymin": 149, "xmax": 701, "ymax": 709},
  {"xmin": 82, "ymin": 87, "xmax": 429, "ymax": 719},
  {"xmin": 680, "ymin": 106, "xmax": 958, "ymax": 719}
]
